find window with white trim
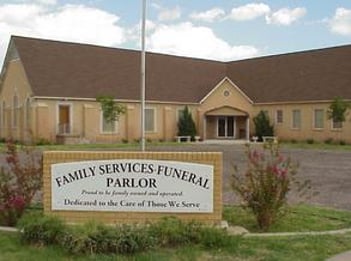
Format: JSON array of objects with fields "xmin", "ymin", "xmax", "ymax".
[
  {"xmin": 314, "ymin": 109, "xmax": 324, "ymax": 129},
  {"xmin": 101, "ymin": 111, "xmax": 117, "ymax": 133},
  {"xmin": 276, "ymin": 110, "xmax": 283, "ymax": 124},
  {"xmin": 25, "ymin": 97, "xmax": 31, "ymax": 129},
  {"xmin": 145, "ymin": 108, "xmax": 156, "ymax": 132},
  {"xmin": 177, "ymin": 108, "xmax": 184, "ymax": 122},
  {"xmin": 12, "ymin": 95, "xmax": 18, "ymax": 128},
  {"xmin": 292, "ymin": 109, "xmax": 301, "ymax": 129},
  {"xmin": 332, "ymin": 119, "xmax": 342, "ymax": 129}
]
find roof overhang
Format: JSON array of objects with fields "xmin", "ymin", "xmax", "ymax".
[{"xmin": 205, "ymin": 105, "xmax": 248, "ymax": 116}]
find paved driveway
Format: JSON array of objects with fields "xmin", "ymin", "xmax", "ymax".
[{"xmin": 149, "ymin": 143, "xmax": 351, "ymax": 210}]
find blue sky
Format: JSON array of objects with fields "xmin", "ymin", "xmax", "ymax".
[{"xmin": 1, "ymin": 0, "xmax": 351, "ymax": 64}]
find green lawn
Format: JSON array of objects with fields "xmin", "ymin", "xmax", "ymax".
[
  {"xmin": 224, "ymin": 204, "xmax": 351, "ymax": 233},
  {"xmin": 2, "ymin": 205, "xmax": 351, "ymax": 260},
  {"xmin": 1, "ymin": 230, "xmax": 351, "ymax": 260}
]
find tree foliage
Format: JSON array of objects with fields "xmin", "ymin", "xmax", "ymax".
[
  {"xmin": 177, "ymin": 106, "xmax": 197, "ymax": 139},
  {"xmin": 96, "ymin": 95, "xmax": 126, "ymax": 123},
  {"xmin": 327, "ymin": 96, "xmax": 350, "ymax": 123},
  {"xmin": 253, "ymin": 110, "xmax": 274, "ymax": 141}
]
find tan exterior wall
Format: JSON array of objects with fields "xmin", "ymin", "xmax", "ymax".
[
  {"xmin": 0, "ymin": 60, "xmax": 34, "ymax": 141},
  {"xmin": 43, "ymin": 151, "xmax": 223, "ymax": 224},
  {"xmin": 254, "ymin": 102, "xmax": 351, "ymax": 143}
]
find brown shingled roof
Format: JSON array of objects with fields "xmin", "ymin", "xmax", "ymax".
[
  {"xmin": 9, "ymin": 36, "xmax": 351, "ymax": 104},
  {"xmin": 12, "ymin": 36, "xmax": 226, "ymax": 103},
  {"xmin": 226, "ymin": 45, "xmax": 351, "ymax": 103}
]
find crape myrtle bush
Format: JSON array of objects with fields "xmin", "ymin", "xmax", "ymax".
[
  {"xmin": 231, "ymin": 143, "xmax": 312, "ymax": 231},
  {"xmin": 18, "ymin": 214, "xmax": 231, "ymax": 255},
  {"xmin": 0, "ymin": 138, "xmax": 42, "ymax": 226}
]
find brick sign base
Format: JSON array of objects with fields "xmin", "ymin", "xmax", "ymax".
[{"xmin": 43, "ymin": 151, "xmax": 222, "ymax": 224}]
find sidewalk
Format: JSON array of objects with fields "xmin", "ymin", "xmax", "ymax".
[{"xmin": 327, "ymin": 251, "xmax": 351, "ymax": 261}]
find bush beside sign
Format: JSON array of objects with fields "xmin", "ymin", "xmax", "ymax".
[{"xmin": 43, "ymin": 151, "xmax": 222, "ymax": 224}]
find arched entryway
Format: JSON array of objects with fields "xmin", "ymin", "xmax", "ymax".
[{"xmin": 203, "ymin": 106, "xmax": 249, "ymax": 141}]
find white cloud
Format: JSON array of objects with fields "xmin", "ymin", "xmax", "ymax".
[
  {"xmin": 0, "ymin": 3, "xmax": 126, "ymax": 65},
  {"xmin": 190, "ymin": 8, "xmax": 225, "ymax": 22},
  {"xmin": 34, "ymin": 5, "xmax": 125, "ymax": 45},
  {"xmin": 266, "ymin": 7, "xmax": 306, "ymax": 26},
  {"xmin": 34, "ymin": 0, "xmax": 57, "ymax": 5},
  {"xmin": 329, "ymin": 8, "xmax": 351, "ymax": 36},
  {"xmin": 13, "ymin": 0, "xmax": 57, "ymax": 5},
  {"xmin": 228, "ymin": 3, "xmax": 270, "ymax": 21},
  {"xmin": 147, "ymin": 22, "xmax": 259, "ymax": 61},
  {"xmin": 157, "ymin": 6, "xmax": 181, "ymax": 22}
]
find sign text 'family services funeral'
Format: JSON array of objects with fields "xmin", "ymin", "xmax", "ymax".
[{"xmin": 51, "ymin": 159, "xmax": 214, "ymax": 213}]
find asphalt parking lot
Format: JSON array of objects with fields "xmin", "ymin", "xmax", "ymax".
[{"xmin": 149, "ymin": 143, "xmax": 351, "ymax": 210}]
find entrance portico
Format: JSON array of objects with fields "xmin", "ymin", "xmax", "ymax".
[{"xmin": 203, "ymin": 106, "xmax": 249, "ymax": 141}]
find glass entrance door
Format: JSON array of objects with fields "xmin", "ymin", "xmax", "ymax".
[{"xmin": 217, "ymin": 116, "xmax": 235, "ymax": 138}]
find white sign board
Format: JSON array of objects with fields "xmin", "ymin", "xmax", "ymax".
[{"xmin": 51, "ymin": 159, "xmax": 214, "ymax": 213}]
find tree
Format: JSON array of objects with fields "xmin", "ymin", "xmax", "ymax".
[
  {"xmin": 327, "ymin": 96, "xmax": 350, "ymax": 128},
  {"xmin": 253, "ymin": 110, "xmax": 274, "ymax": 141},
  {"xmin": 177, "ymin": 106, "xmax": 197, "ymax": 140},
  {"xmin": 96, "ymin": 95, "xmax": 126, "ymax": 124}
]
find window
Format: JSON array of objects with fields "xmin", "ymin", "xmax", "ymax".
[
  {"xmin": 292, "ymin": 109, "xmax": 301, "ymax": 129},
  {"xmin": 276, "ymin": 110, "xmax": 283, "ymax": 124},
  {"xmin": 101, "ymin": 111, "xmax": 117, "ymax": 133},
  {"xmin": 12, "ymin": 95, "xmax": 18, "ymax": 128},
  {"xmin": 177, "ymin": 108, "xmax": 185, "ymax": 122},
  {"xmin": 314, "ymin": 109, "xmax": 324, "ymax": 129},
  {"xmin": 332, "ymin": 119, "xmax": 342, "ymax": 129},
  {"xmin": 25, "ymin": 98, "xmax": 31, "ymax": 129},
  {"xmin": 145, "ymin": 108, "xmax": 156, "ymax": 132}
]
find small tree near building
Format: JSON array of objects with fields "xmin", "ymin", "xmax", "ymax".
[
  {"xmin": 177, "ymin": 106, "xmax": 197, "ymax": 140},
  {"xmin": 253, "ymin": 110, "xmax": 274, "ymax": 141},
  {"xmin": 327, "ymin": 96, "xmax": 350, "ymax": 129},
  {"xmin": 96, "ymin": 95, "xmax": 126, "ymax": 124}
]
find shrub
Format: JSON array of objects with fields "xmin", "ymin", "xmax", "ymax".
[
  {"xmin": 19, "ymin": 214, "xmax": 231, "ymax": 255},
  {"xmin": 339, "ymin": 140, "xmax": 346, "ymax": 146},
  {"xmin": 199, "ymin": 226, "xmax": 230, "ymax": 248},
  {"xmin": 306, "ymin": 138, "xmax": 314, "ymax": 144},
  {"xmin": 0, "ymin": 138, "xmax": 42, "ymax": 226},
  {"xmin": 18, "ymin": 212, "xmax": 66, "ymax": 246},
  {"xmin": 149, "ymin": 217, "xmax": 201, "ymax": 247},
  {"xmin": 61, "ymin": 221, "xmax": 155, "ymax": 255},
  {"xmin": 177, "ymin": 106, "xmax": 197, "ymax": 140},
  {"xmin": 231, "ymin": 144, "xmax": 311, "ymax": 231},
  {"xmin": 324, "ymin": 138, "xmax": 333, "ymax": 144},
  {"xmin": 253, "ymin": 111, "xmax": 274, "ymax": 141}
]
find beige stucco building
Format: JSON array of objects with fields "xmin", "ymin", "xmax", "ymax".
[{"xmin": 1, "ymin": 36, "xmax": 351, "ymax": 144}]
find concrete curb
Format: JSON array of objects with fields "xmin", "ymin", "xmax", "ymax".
[
  {"xmin": 0, "ymin": 226, "xmax": 18, "ymax": 232},
  {"xmin": 243, "ymin": 228, "xmax": 351, "ymax": 237}
]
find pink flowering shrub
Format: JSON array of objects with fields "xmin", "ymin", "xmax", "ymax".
[
  {"xmin": 232, "ymin": 143, "xmax": 311, "ymax": 231},
  {"xmin": 0, "ymin": 138, "xmax": 42, "ymax": 226}
]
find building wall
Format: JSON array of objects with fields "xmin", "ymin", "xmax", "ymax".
[
  {"xmin": 253, "ymin": 102, "xmax": 351, "ymax": 143},
  {"xmin": 0, "ymin": 59, "xmax": 34, "ymax": 141},
  {"xmin": 1, "ymin": 60, "xmax": 350, "ymax": 144}
]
